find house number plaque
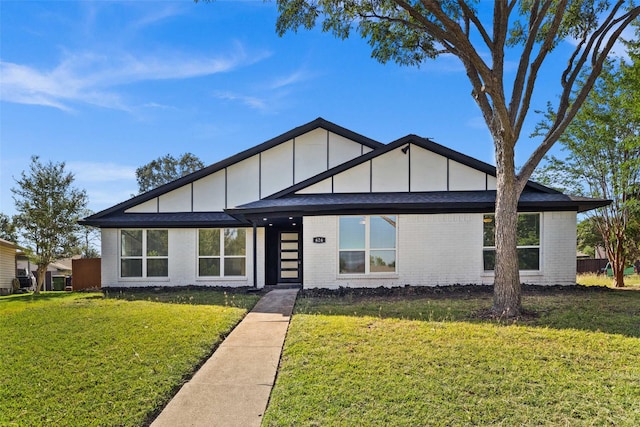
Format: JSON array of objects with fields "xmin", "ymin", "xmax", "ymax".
[{"xmin": 313, "ymin": 237, "xmax": 326, "ymax": 244}]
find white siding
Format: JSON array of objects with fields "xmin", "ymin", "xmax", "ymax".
[
  {"xmin": 261, "ymin": 139, "xmax": 294, "ymax": 197},
  {"xmin": 296, "ymin": 178, "xmax": 333, "ymax": 194},
  {"xmin": 159, "ymin": 185, "xmax": 192, "ymax": 212},
  {"xmin": 226, "ymin": 156, "xmax": 260, "ymax": 208},
  {"xmin": 371, "ymin": 147, "xmax": 409, "ymax": 192},
  {"xmin": 193, "ymin": 170, "xmax": 226, "ymax": 211},
  {"xmin": 0, "ymin": 244, "xmax": 16, "ymax": 291},
  {"xmin": 101, "ymin": 227, "xmax": 264, "ymax": 288},
  {"xmin": 486, "ymin": 175, "xmax": 497, "ymax": 191},
  {"xmin": 121, "ymin": 128, "xmax": 374, "ymax": 214},
  {"xmin": 295, "ymin": 128, "xmax": 328, "ymax": 183},
  {"xmin": 449, "ymin": 160, "xmax": 487, "ymax": 191},
  {"xmin": 333, "ymin": 162, "xmax": 371, "ymax": 193},
  {"xmin": 329, "ymin": 132, "xmax": 363, "ymax": 168},
  {"xmin": 126, "ymin": 198, "xmax": 157, "ymax": 213},
  {"xmin": 410, "ymin": 146, "xmax": 448, "ymax": 191},
  {"xmin": 302, "ymin": 212, "xmax": 577, "ymax": 289}
]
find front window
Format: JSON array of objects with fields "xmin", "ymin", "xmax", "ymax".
[
  {"xmin": 198, "ymin": 228, "xmax": 246, "ymax": 277},
  {"xmin": 339, "ymin": 215, "xmax": 397, "ymax": 274},
  {"xmin": 483, "ymin": 213, "xmax": 540, "ymax": 271},
  {"xmin": 120, "ymin": 229, "xmax": 168, "ymax": 278}
]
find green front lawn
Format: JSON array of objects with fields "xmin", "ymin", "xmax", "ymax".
[
  {"xmin": 264, "ymin": 287, "xmax": 640, "ymax": 426},
  {"xmin": 0, "ymin": 289, "xmax": 260, "ymax": 426}
]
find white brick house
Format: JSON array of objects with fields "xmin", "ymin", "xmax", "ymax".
[{"xmin": 82, "ymin": 118, "xmax": 607, "ymax": 289}]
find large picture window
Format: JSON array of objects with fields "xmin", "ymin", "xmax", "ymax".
[
  {"xmin": 339, "ymin": 216, "xmax": 396, "ymax": 274},
  {"xmin": 483, "ymin": 213, "xmax": 540, "ymax": 271},
  {"xmin": 198, "ymin": 228, "xmax": 246, "ymax": 277},
  {"xmin": 120, "ymin": 229, "xmax": 168, "ymax": 278}
]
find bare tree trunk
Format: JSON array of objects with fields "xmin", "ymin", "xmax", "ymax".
[
  {"xmin": 612, "ymin": 238, "xmax": 626, "ymax": 288},
  {"xmin": 492, "ymin": 139, "xmax": 521, "ymax": 317},
  {"xmin": 34, "ymin": 265, "xmax": 47, "ymax": 295}
]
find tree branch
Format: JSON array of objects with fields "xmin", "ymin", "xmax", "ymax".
[
  {"xmin": 512, "ymin": 0, "xmax": 568, "ymax": 139},
  {"xmin": 516, "ymin": 6, "xmax": 640, "ymax": 192}
]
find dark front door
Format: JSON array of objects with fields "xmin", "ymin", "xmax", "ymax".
[
  {"xmin": 265, "ymin": 223, "xmax": 302, "ymax": 285},
  {"xmin": 278, "ymin": 231, "xmax": 301, "ymax": 283}
]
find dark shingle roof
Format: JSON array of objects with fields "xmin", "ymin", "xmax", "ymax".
[
  {"xmin": 227, "ymin": 191, "xmax": 609, "ymax": 218},
  {"xmin": 80, "ymin": 212, "xmax": 244, "ymax": 228}
]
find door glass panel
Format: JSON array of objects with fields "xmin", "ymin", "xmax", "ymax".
[
  {"xmin": 281, "ymin": 251, "xmax": 298, "ymax": 259},
  {"xmin": 281, "ymin": 232, "xmax": 298, "ymax": 240},
  {"xmin": 281, "ymin": 270, "xmax": 298, "ymax": 278},
  {"xmin": 281, "ymin": 242, "xmax": 298, "ymax": 250},
  {"xmin": 281, "ymin": 261, "xmax": 298, "ymax": 269}
]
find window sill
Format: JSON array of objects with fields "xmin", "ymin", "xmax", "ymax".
[
  {"xmin": 196, "ymin": 277, "xmax": 248, "ymax": 281},
  {"xmin": 481, "ymin": 271, "xmax": 542, "ymax": 277},
  {"xmin": 119, "ymin": 277, "xmax": 170, "ymax": 282},
  {"xmin": 337, "ymin": 274, "xmax": 399, "ymax": 280}
]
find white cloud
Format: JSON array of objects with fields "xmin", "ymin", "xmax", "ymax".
[
  {"xmin": 268, "ymin": 68, "xmax": 317, "ymax": 90},
  {"xmin": 0, "ymin": 43, "xmax": 271, "ymax": 112},
  {"xmin": 213, "ymin": 91, "xmax": 268, "ymax": 111},
  {"xmin": 130, "ymin": 3, "xmax": 186, "ymax": 30}
]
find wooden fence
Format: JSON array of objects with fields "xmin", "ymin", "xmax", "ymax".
[
  {"xmin": 576, "ymin": 258, "xmax": 608, "ymax": 274},
  {"xmin": 72, "ymin": 258, "xmax": 101, "ymax": 290}
]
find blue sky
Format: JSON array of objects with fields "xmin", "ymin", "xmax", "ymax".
[{"xmin": 0, "ymin": 1, "xmax": 605, "ymax": 217}]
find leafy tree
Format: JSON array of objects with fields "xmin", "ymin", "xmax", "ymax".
[
  {"xmin": 78, "ymin": 209, "xmax": 101, "ymax": 258},
  {"xmin": 536, "ymin": 52, "xmax": 640, "ymax": 287},
  {"xmin": 269, "ymin": 0, "xmax": 640, "ymax": 316},
  {"xmin": 11, "ymin": 156, "xmax": 88, "ymax": 294},
  {"xmin": 0, "ymin": 213, "xmax": 18, "ymax": 242},
  {"xmin": 136, "ymin": 153, "xmax": 205, "ymax": 193},
  {"xmin": 576, "ymin": 218, "xmax": 605, "ymax": 259}
]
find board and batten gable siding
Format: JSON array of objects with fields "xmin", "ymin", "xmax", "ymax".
[
  {"xmin": 101, "ymin": 227, "xmax": 265, "ymax": 288},
  {"xmin": 302, "ymin": 212, "xmax": 576, "ymax": 289},
  {"xmin": 297, "ymin": 143, "xmax": 499, "ymax": 195},
  {"xmin": 124, "ymin": 129, "xmax": 373, "ymax": 214}
]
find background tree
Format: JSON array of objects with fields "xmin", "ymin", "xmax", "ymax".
[
  {"xmin": 576, "ymin": 218, "xmax": 605, "ymax": 259},
  {"xmin": 271, "ymin": 0, "xmax": 640, "ymax": 316},
  {"xmin": 11, "ymin": 156, "xmax": 88, "ymax": 294},
  {"xmin": 535, "ymin": 53, "xmax": 640, "ymax": 287},
  {"xmin": 78, "ymin": 209, "xmax": 101, "ymax": 258},
  {"xmin": 136, "ymin": 153, "xmax": 205, "ymax": 193},
  {"xmin": 0, "ymin": 213, "xmax": 18, "ymax": 242}
]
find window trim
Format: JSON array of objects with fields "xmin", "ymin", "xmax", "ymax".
[
  {"xmin": 197, "ymin": 228, "xmax": 247, "ymax": 278},
  {"xmin": 119, "ymin": 229, "xmax": 169, "ymax": 279},
  {"xmin": 482, "ymin": 213, "xmax": 542, "ymax": 273},
  {"xmin": 338, "ymin": 215, "xmax": 398, "ymax": 276}
]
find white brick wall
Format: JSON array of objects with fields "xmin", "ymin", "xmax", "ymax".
[
  {"xmin": 302, "ymin": 212, "xmax": 577, "ymax": 289},
  {"xmin": 100, "ymin": 211, "xmax": 577, "ymax": 289},
  {"xmin": 100, "ymin": 227, "xmax": 263, "ymax": 288}
]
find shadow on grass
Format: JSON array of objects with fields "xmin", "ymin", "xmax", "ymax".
[
  {"xmin": 102, "ymin": 286, "xmax": 262, "ymax": 310},
  {"xmin": 294, "ymin": 285, "xmax": 640, "ymax": 338}
]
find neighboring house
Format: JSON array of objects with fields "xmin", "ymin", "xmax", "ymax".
[
  {"xmin": 82, "ymin": 118, "xmax": 609, "ymax": 290},
  {"xmin": 16, "ymin": 255, "xmax": 77, "ymax": 291},
  {"xmin": 0, "ymin": 238, "xmax": 19, "ymax": 295}
]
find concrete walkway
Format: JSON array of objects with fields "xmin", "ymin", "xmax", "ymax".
[{"xmin": 151, "ymin": 289, "xmax": 299, "ymax": 427}]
